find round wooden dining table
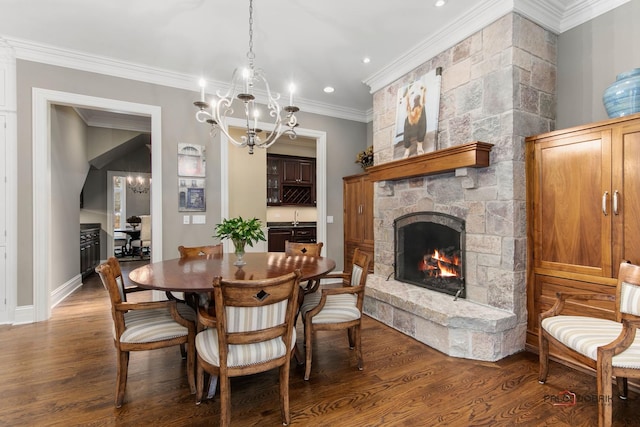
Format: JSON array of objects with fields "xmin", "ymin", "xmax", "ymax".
[{"xmin": 128, "ymin": 252, "xmax": 336, "ymax": 292}]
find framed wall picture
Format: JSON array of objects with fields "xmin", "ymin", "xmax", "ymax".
[
  {"xmin": 178, "ymin": 143, "xmax": 206, "ymax": 177},
  {"xmin": 178, "ymin": 178, "xmax": 206, "ymax": 212},
  {"xmin": 393, "ymin": 67, "xmax": 442, "ymax": 159}
]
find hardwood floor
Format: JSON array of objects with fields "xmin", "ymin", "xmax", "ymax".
[{"xmin": 1, "ymin": 264, "xmax": 638, "ymax": 426}]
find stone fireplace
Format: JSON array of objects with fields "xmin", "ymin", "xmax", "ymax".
[
  {"xmin": 395, "ymin": 211, "xmax": 465, "ymax": 299},
  {"xmin": 361, "ymin": 13, "xmax": 557, "ymax": 361}
]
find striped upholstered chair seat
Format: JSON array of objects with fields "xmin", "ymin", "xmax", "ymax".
[
  {"xmin": 118, "ymin": 308, "xmax": 191, "ymax": 344},
  {"xmin": 538, "ymin": 262, "xmax": 640, "ymax": 427},
  {"xmin": 196, "ymin": 305, "xmax": 297, "ymax": 367},
  {"xmin": 300, "ymin": 292, "xmax": 360, "ymax": 323},
  {"xmin": 541, "ymin": 315, "xmax": 640, "ymax": 369}
]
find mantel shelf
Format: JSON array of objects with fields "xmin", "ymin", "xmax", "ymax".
[{"xmin": 366, "ymin": 141, "xmax": 493, "ymax": 182}]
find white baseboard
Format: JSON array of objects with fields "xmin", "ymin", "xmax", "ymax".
[
  {"xmin": 12, "ymin": 305, "xmax": 34, "ymax": 325},
  {"xmin": 51, "ymin": 274, "xmax": 83, "ymax": 309}
]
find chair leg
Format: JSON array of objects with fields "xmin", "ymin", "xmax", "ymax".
[
  {"xmin": 304, "ymin": 319, "xmax": 313, "ymax": 381},
  {"xmin": 180, "ymin": 343, "xmax": 187, "ymax": 359},
  {"xmin": 347, "ymin": 326, "xmax": 355, "ymax": 349},
  {"xmin": 196, "ymin": 360, "xmax": 204, "ymax": 404},
  {"xmin": 115, "ymin": 350, "xmax": 129, "ymax": 408},
  {"xmin": 186, "ymin": 338, "xmax": 196, "ymax": 394},
  {"xmin": 293, "ymin": 343, "xmax": 304, "ymax": 366},
  {"xmin": 538, "ymin": 330, "xmax": 549, "ymax": 384},
  {"xmin": 617, "ymin": 376, "xmax": 628, "ymax": 399},
  {"xmin": 596, "ymin": 357, "xmax": 614, "ymax": 427},
  {"xmin": 219, "ymin": 375, "xmax": 231, "ymax": 427},
  {"xmin": 354, "ymin": 324, "xmax": 363, "ymax": 371},
  {"xmin": 279, "ymin": 363, "xmax": 291, "ymax": 426}
]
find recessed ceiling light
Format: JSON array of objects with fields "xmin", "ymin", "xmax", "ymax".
[
  {"xmin": 323, "ymin": 86, "xmax": 335, "ymax": 93},
  {"xmin": 435, "ymin": 0, "xmax": 446, "ymax": 6},
  {"xmin": 362, "ymin": 57, "xmax": 371, "ymax": 64}
]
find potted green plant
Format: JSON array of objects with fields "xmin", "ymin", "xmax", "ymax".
[{"xmin": 214, "ymin": 216, "xmax": 266, "ymax": 265}]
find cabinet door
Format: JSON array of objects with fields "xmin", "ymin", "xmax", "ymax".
[
  {"xmin": 282, "ymin": 159, "xmax": 300, "ymax": 184},
  {"xmin": 343, "ymin": 176, "xmax": 362, "ymax": 244},
  {"xmin": 298, "ymin": 160, "xmax": 314, "ymax": 185},
  {"xmin": 361, "ymin": 175, "xmax": 374, "ymax": 246},
  {"xmin": 532, "ymin": 130, "xmax": 612, "ymax": 277},
  {"xmin": 612, "ymin": 121, "xmax": 640, "ymax": 270},
  {"xmin": 268, "ymin": 229, "xmax": 292, "ymax": 252}
]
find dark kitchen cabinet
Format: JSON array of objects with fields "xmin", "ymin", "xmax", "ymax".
[
  {"xmin": 268, "ymin": 226, "xmax": 317, "ymax": 252},
  {"xmin": 266, "ymin": 154, "xmax": 315, "ymax": 206},
  {"xmin": 80, "ymin": 224, "xmax": 101, "ymax": 278}
]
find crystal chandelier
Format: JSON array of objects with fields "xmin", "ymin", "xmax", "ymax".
[
  {"xmin": 127, "ymin": 176, "xmax": 150, "ymax": 194},
  {"xmin": 193, "ymin": 0, "xmax": 299, "ymax": 154}
]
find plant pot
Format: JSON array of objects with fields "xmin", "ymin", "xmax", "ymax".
[{"xmin": 603, "ymin": 68, "xmax": 640, "ymax": 118}]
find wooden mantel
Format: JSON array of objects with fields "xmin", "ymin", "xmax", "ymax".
[{"xmin": 366, "ymin": 141, "xmax": 493, "ymax": 182}]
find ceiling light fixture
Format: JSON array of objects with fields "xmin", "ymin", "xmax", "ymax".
[
  {"xmin": 435, "ymin": 0, "xmax": 446, "ymax": 7},
  {"xmin": 127, "ymin": 175, "xmax": 150, "ymax": 194},
  {"xmin": 323, "ymin": 86, "xmax": 335, "ymax": 93},
  {"xmin": 362, "ymin": 57, "xmax": 371, "ymax": 64},
  {"xmin": 193, "ymin": 0, "xmax": 299, "ymax": 154}
]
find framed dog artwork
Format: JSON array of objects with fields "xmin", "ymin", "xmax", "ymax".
[{"xmin": 393, "ymin": 67, "xmax": 442, "ymax": 159}]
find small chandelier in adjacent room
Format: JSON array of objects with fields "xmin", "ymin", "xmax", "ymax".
[
  {"xmin": 193, "ymin": 0, "xmax": 299, "ymax": 154},
  {"xmin": 127, "ymin": 175, "xmax": 150, "ymax": 194}
]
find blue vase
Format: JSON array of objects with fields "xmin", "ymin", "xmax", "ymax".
[{"xmin": 603, "ymin": 68, "xmax": 640, "ymax": 118}]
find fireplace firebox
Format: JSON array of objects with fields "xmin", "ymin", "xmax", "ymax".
[{"xmin": 394, "ymin": 212, "xmax": 465, "ymax": 298}]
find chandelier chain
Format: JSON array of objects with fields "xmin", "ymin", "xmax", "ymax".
[{"xmin": 247, "ymin": 0, "xmax": 255, "ymax": 64}]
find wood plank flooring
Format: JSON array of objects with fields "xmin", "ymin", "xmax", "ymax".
[{"xmin": 1, "ymin": 262, "xmax": 638, "ymax": 426}]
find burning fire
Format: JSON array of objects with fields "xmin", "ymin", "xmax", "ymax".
[{"xmin": 418, "ymin": 249, "xmax": 461, "ymax": 278}]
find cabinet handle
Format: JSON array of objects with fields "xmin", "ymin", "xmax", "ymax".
[
  {"xmin": 613, "ymin": 190, "xmax": 619, "ymax": 215},
  {"xmin": 602, "ymin": 191, "xmax": 608, "ymax": 216}
]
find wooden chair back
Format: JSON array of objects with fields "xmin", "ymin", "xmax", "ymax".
[
  {"xmin": 178, "ymin": 244, "xmax": 223, "ymax": 258},
  {"xmin": 211, "ymin": 270, "xmax": 301, "ymax": 372},
  {"xmin": 616, "ymin": 261, "xmax": 640, "ymax": 321},
  {"xmin": 284, "ymin": 241, "xmax": 323, "ymax": 257}
]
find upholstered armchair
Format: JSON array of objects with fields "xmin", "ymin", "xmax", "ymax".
[
  {"xmin": 539, "ymin": 262, "xmax": 640, "ymax": 427},
  {"xmin": 95, "ymin": 257, "xmax": 196, "ymax": 407},
  {"xmin": 299, "ymin": 248, "xmax": 371, "ymax": 380}
]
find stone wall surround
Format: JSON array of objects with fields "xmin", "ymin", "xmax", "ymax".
[{"xmin": 363, "ymin": 13, "xmax": 556, "ymax": 361}]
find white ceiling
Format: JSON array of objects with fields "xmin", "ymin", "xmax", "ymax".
[{"xmin": 0, "ymin": 0, "xmax": 629, "ymax": 122}]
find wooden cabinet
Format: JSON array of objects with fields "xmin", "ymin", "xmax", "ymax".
[
  {"xmin": 80, "ymin": 224, "xmax": 101, "ymax": 278},
  {"xmin": 268, "ymin": 226, "xmax": 317, "ymax": 252},
  {"xmin": 282, "ymin": 158, "xmax": 314, "ymax": 184},
  {"xmin": 525, "ymin": 113, "xmax": 640, "ymax": 351},
  {"xmin": 343, "ymin": 173, "xmax": 374, "ymax": 272},
  {"xmin": 266, "ymin": 154, "xmax": 315, "ymax": 206},
  {"xmin": 267, "ymin": 156, "xmax": 281, "ymax": 204}
]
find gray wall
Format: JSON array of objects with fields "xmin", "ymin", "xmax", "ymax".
[
  {"xmin": 16, "ymin": 59, "xmax": 366, "ymax": 306},
  {"xmin": 50, "ymin": 105, "xmax": 89, "ymax": 290},
  {"xmin": 557, "ymin": 0, "xmax": 640, "ymax": 128}
]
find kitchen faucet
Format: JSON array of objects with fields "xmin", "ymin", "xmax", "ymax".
[{"xmin": 293, "ymin": 210, "xmax": 299, "ymax": 226}]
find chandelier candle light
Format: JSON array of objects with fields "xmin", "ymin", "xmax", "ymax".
[{"xmin": 193, "ymin": 0, "xmax": 299, "ymax": 154}]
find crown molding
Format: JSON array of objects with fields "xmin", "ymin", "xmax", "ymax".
[
  {"xmin": 364, "ymin": 0, "xmax": 629, "ymax": 94},
  {"xmin": 363, "ymin": 0, "xmax": 514, "ymax": 93},
  {"xmin": 6, "ymin": 36, "xmax": 369, "ymax": 124},
  {"xmin": 73, "ymin": 107, "xmax": 151, "ymax": 132}
]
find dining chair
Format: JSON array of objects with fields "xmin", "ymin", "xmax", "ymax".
[
  {"xmin": 284, "ymin": 240, "xmax": 324, "ymax": 295},
  {"xmin": 170, "ymin": 244, "xmax": 225, "ymax": 311},
  {"xmin": 95, "ymin": 257, "xmax": 196, "ymax": 407},
  {"xmin": 178, "ymin": 244, "xmax": 224, "ymax": 258},
  {"xmin": 539, "ymin": 261, "xmax": 640, "ymax": 427},
  {"xmin": 130, "ymin": 215, "xmax": 151, "ymax": 258},
  {"xmin": 195, "ymin": 270, "xmax": 301, "ymax": 427},
  {"xmin": 299, "ymin": 248, "xmax": 371, "ymax": 380}
]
